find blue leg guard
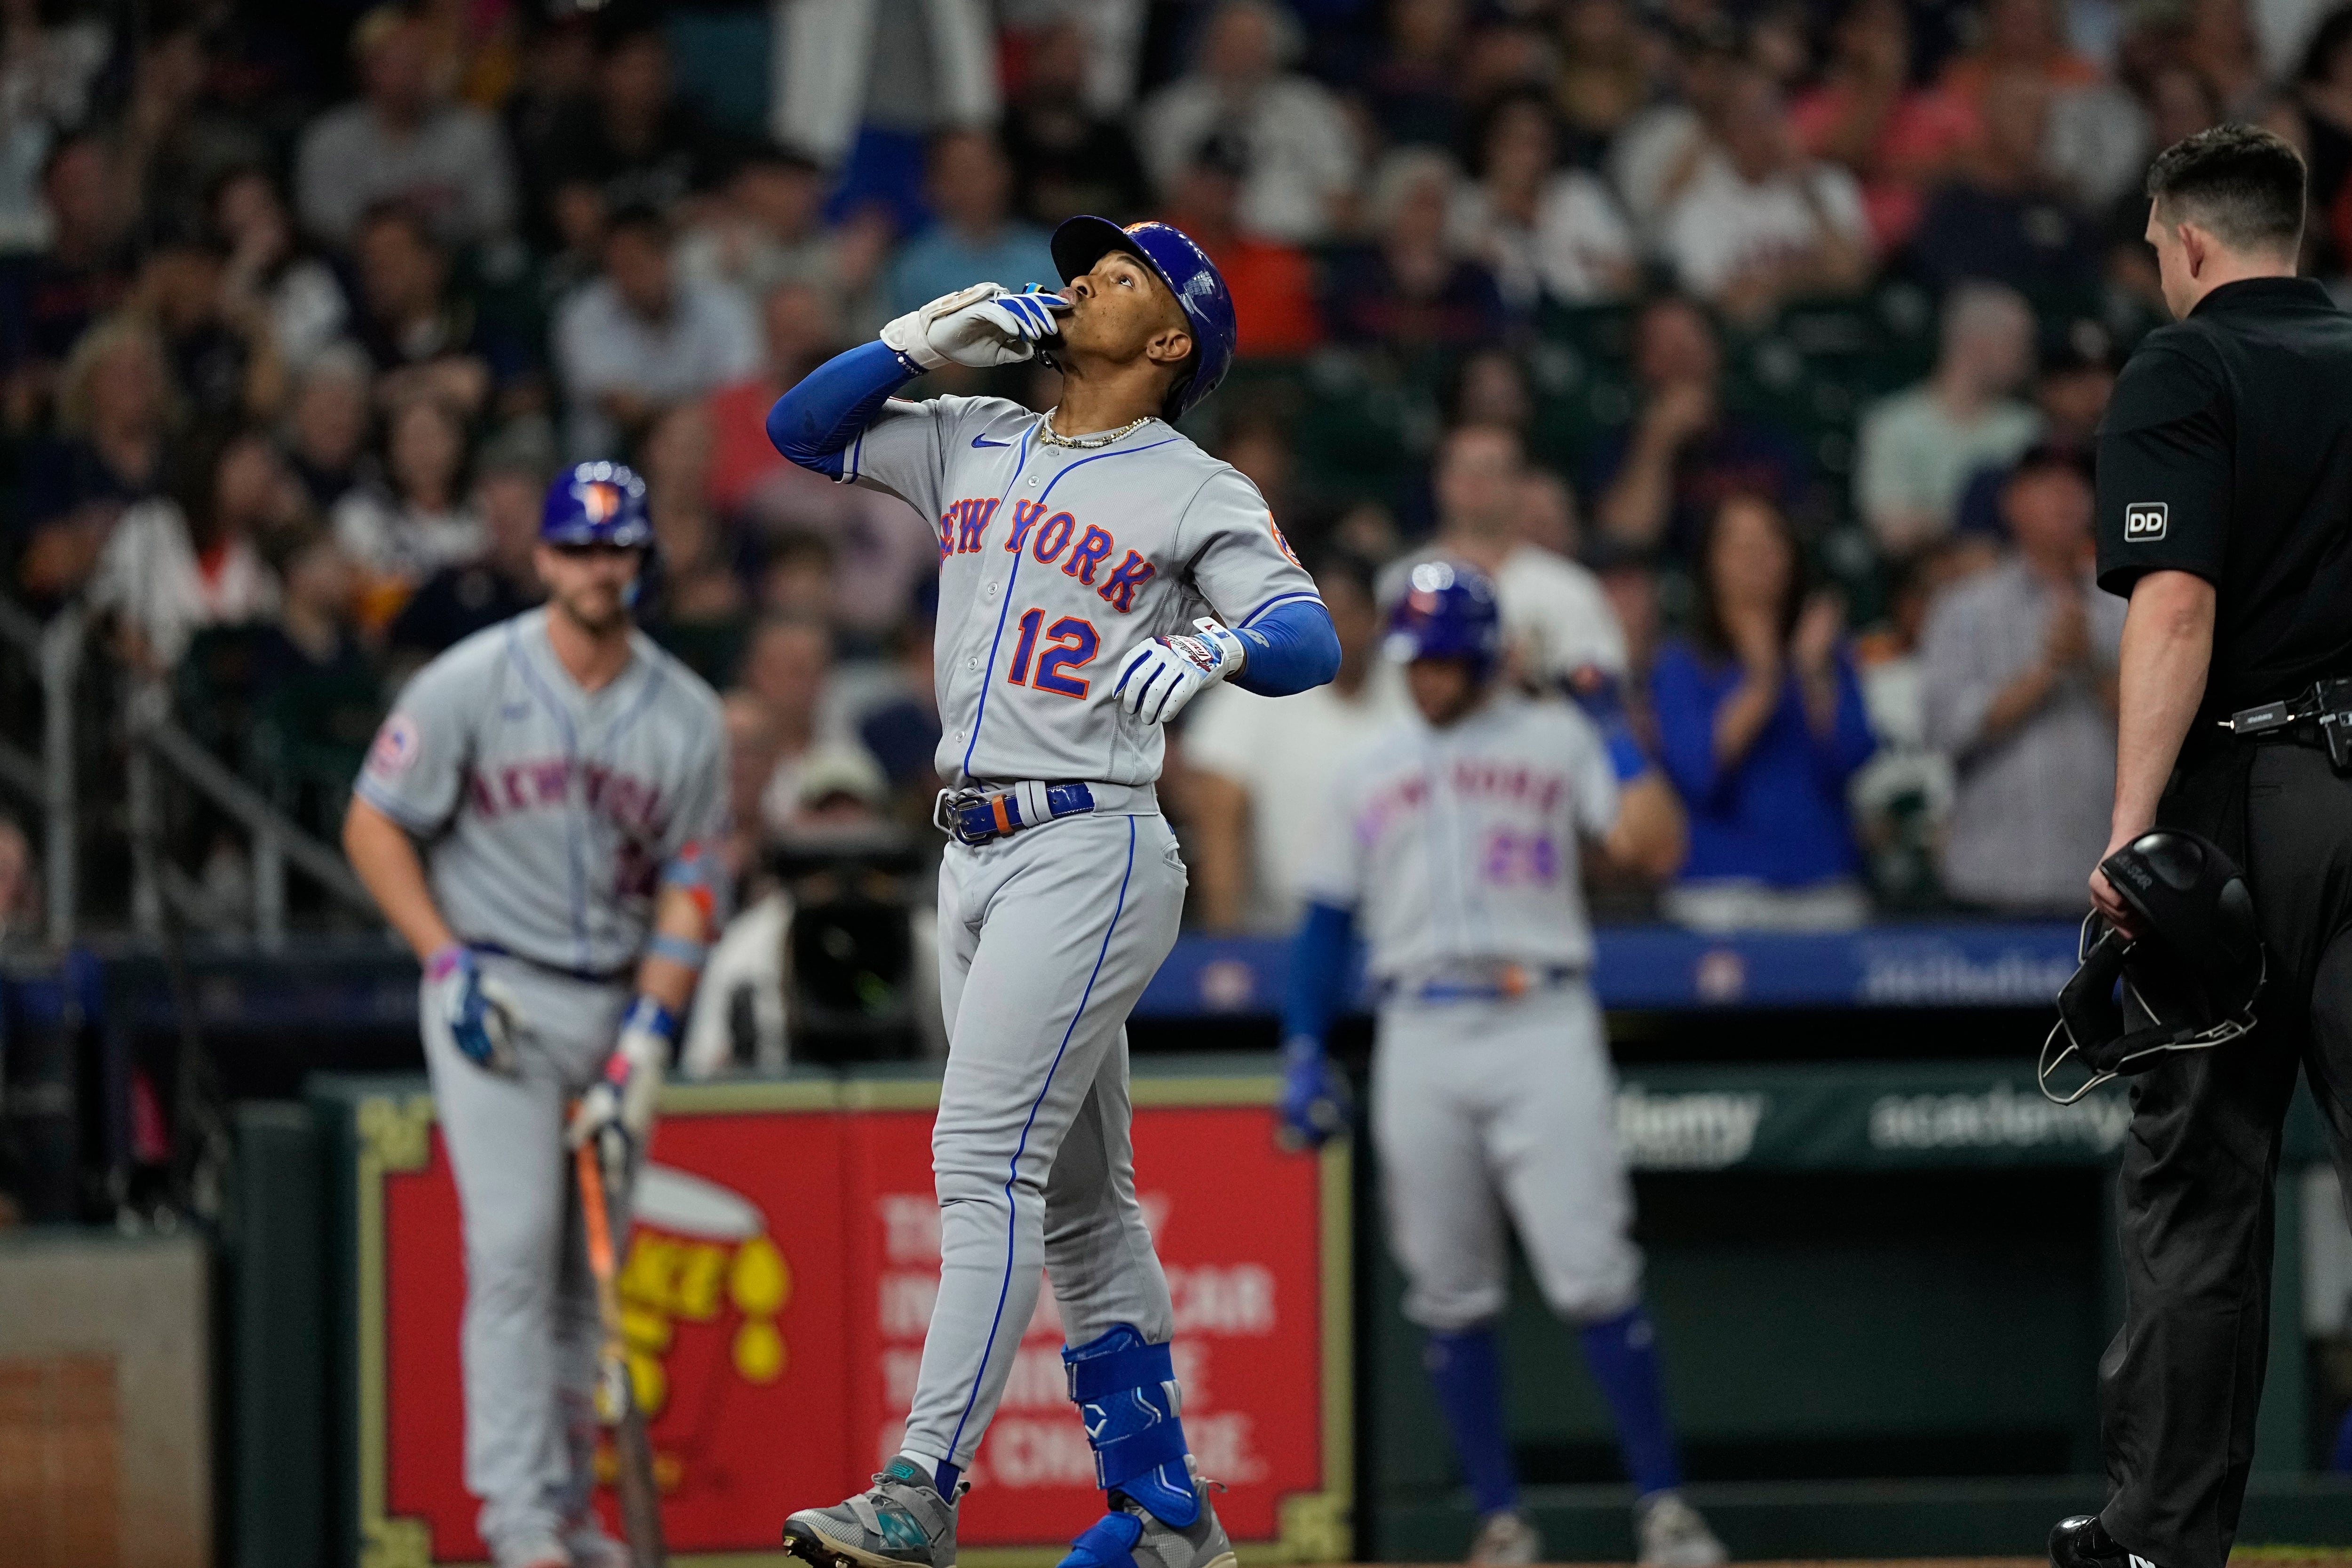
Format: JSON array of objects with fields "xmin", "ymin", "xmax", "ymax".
[{"xmin": 1064, "ymin": 1325, "xmax": 1200, "ymax": 1528}]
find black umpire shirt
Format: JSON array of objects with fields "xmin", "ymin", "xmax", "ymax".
[{"xmin": 2095, "ymin": 276, "xmax": 2352, "ymax": 738}]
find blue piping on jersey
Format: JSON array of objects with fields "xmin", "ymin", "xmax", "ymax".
[
  {"xmin": 943, "ymin": 815, "xmax": 1137, "ymax": 1465},
  {"xmin": 960, "ymin": 435, "xmax": 1182, "ymax": 780},
  {"xmin": 1239, "ymin": 589, "xmax": 1323, "ymax": 627},
  {"xmin": 504, "ymin": 620, "xmax": 592, "ymax": 968}
]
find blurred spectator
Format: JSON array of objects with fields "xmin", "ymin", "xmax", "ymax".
[
  {"xmin": 770, "ymin": 0, "xmax": 1000, "ymax": 215},
  {"xmin": 1611, "ymin": 32, "xmax": 1742, "ymax": 239},
  {"xmin": 18, "ymin": 314, "xmax": 172, "ymax": 600},
  {"xmin": 1359, "ymin": 0, "xmax": 1469, "ymax": 149},
  {"xmin": 705, "ymin": 280, "xmax": 841, "ymax": 520},
  {"xmin": 387, "ymin": 454, "xmax": 545, "ymax": 665},
  {"xmin": 1659, "ymin": 68, "xmax": 1873, "ymax": 320},
  {"xmin": 213, "ymin": 167, "xmax": 350, "ymax": 374},
  {"xmin": 1652, "ymin": 494, "xmax": 1875, "ymax": 931},
  {"xmin": 554, "ymin": 203, "xmax": 758, "ymax": 462},
  {"xmin": 677, "ymin": 145, "xmax": 863, "ymax": 308},
  {"xmin": 2178, "ymin": 0, "xmax": 2267, "ymax": 119},
  {"xmin": 1185, "ymin": 551, "xmax": 1389, "ymax": 932},
  {"xmin": 1448, "ymin": 89, "xmax": 1638, "ymax": 310},
  {"xmin": 1855, "ymin": 281, "xmax": 2040, "ymax": 556},
  {"xmin": 1161, "ymin": 133, "xmax": 1323, "ymax": 358},
  {"xmin": 0, "ymin": 132, "xmax": 133, "ymax": 427},
  {"xmin": 332, "ymin": 394, "xmax": 483, "ymax": 616},
  {"xmin": 1383, "ymin": 425, "xmax": 1627, "ymax": 688},
  {"xmin": 1447, "ymin": 347, "xmax": 1535, "ymax": 444},
  {"xmin": 1953, "ymin": 322, "xmax": 2114, "ymax": 536},
  {"xmin": 294, "ymin": 5, "xmax": 516, "ymax": 249},
  {"xmin": 282, "ymin": 345, "xmax": 376, "ymax": 514},
  {"xmin": 1139, "ymin": 0, "xmax": 1360, "ymax": 244},
  {"xmin": 0, "ymin": 0, "xmax": 108, "ymax": 253},
  {"xmin": 88, "ymin": 424, "xmax": 289, "ymax": 671},
  {"xmin": 1938, "ymin": 0, "xmax": 2102, "ymax": 104},
  {"xmin": 759, "ymin": 531, "xmax": 836, "ymax": 623},
  {"xmin": 1323, "ymin": 149, "xmax": 1504, "ymax": 350},
  {"xmin": 857, "ymin": 615, "xmax": 943, "ymax": 807},
  {"xmin": 1590, "ymin": 295, "xmax": 1809, "ymax": 559},
  {"xmin": 641, "ymin": 403, "xmax": 750, "ymax": 684},
  {"xmin": 1595, "ymin": 545, "xmax": 1664, "ymax": 749},
  {"xmin": 253, "ymin": 530, "xmax": 369, "ymax": 706},
  {"xmin": 1910, "ymin": 72, "xmax": 2099, "ymax": 296},
  {"xmin": 743, "ymin": 615, "xmax": 879, "ymax": 835},
  {"xmin": 540, "ymin": 18, "xmax": 725, "ymax": 221},
  {"xmin": 886, "ymin": 130, "xmax": 1057, "ymax": 316},
  {"xmin": 1848, "ymin": 546, "xmax": 1964, "ymax": 909},
  {"xmin": 1789, "ymin": 0, "xmax": 1974, "ymax": 252},
  {"xmin": 135, "ymin": 235, "xmax": 285, "ymax": 423},
  {"xmin": 112, "ymin": 19, "xmax": 270, "ymax": 250},
  {"xmin": 1920, "ymin": 446, "xmax": 2120, "ymax": 915},
  {"xmin": 350, "ymin": 202, "xmax": 508, "ymax": 420},
  {"xmin": 720, "ymin": 686, "xmax": 784, "ymax": 889},
  {"xmin": 2296, "ymin": 10, "xmax": 2352, "ymax": 270},
  {"xmin": 1553, "ymin": 0, "xmax": 1655, "ymax": 153},
  {"xmin": 1002, "ymin": 18, "xmax": 1150, "ymax": 224},
  {"xmin": 0, "ymin": 812, "xmax": 40, "ymax": 944}
]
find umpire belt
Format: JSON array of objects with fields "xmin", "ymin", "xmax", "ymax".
[
  {"xmin": 1384, "ymin": 961, "xmax": 1584, "ymax": 1004},
  {"xmin": 934, "ymin": 780, "xmax": 1155, "ymax": 846}
]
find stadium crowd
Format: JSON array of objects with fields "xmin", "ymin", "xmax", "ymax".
[{"xmin": 0, "ymin": 0, "xmax": 2342, "ymax": 940}]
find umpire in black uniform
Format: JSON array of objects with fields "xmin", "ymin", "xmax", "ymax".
[{"xmin": 2057, "ymin": 124, "xmax": 2352, "ymax": 1568}]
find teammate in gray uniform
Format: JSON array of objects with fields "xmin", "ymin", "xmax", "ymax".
[
  {"xmin": 763, "ymin": 218, "xmax": 1341, "ymax": 1568},
  {"xmin": 1282, "ymin": 565, "xmax": 1727, "ymax": 1568},
  {"xmin": 344, "ymin": 463, "xmax": 728, "ymax": 1568}
]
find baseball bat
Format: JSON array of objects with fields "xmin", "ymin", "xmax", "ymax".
[{"xmin": 577, "ymin": 1136, "xmax": 668, "ymax": 1568}]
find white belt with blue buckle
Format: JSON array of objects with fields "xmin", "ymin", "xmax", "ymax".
[{"xmin": 933, "ymin": 780, "xmax": 1154, "ymax": 846}]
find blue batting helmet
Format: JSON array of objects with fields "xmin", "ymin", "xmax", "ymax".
[
  {"xmin": 1385, "ymin": 560, "xmax": 1503, "ymax": 683},
  {"xmin": 1050, "ymin": 215, "xmax": 1236, "ymax": 422},
  {"xmin": 541, "ymin": 461, "xmax": 652, "ymax": 549}
]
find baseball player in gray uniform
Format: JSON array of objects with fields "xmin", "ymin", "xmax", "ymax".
[
  {"xmin": 1282, "ymin": 564, "xmax": 1726, "ymax": 1568},
  {"xmin": 343, "ymin": 462, "xmax": 728, "ymax": 1568},
  {"xmin": 763, "ymin": 217, "xmax": 1340, "ymax": 1568}
]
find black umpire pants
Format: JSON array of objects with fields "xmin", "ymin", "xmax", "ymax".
[{"xmin": 2101, "ymin": 740, "xmax": 2352, "ymax": 1568}]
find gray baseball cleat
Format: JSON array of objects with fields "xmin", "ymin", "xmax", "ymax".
[
  {"xmin": 1636, "ymin": 1490, "xmax": 1727, "ymax": 1567},
  {"xmin": 784, "ymin": 1457, "xmax": 962, "ymax": 1568},
  {"xmin": 1057, "ymin": 1481, "xmax": 1237, "ymax": 1568},
  {"xmin": 1467, "ymin": 1507, "xmax": 1542, "ymax": 1566}
]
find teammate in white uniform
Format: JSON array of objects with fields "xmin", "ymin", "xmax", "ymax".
[
  {"xmin": 343, "ymin": 463, "xmax": 729, "ymax": 1568},
  {"xmin": 763, "ymin": 217, "xmax": 1341, "ymax": 1568},
  {"xmin": 1282, "ymin": 563, "xmax": 1727, "ymax": 1568}
]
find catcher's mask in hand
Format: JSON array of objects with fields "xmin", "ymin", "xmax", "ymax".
[{"xmin": 2039, "ymin": 829, "xmax": 2265, "ymax": 1105}]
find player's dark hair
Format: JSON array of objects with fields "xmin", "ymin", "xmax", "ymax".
[
  {"xmin": 2144, "ymin": 124, "xmax": 2307, "ymax": 254},
  {"xmin": 1691, "ymin": 491, "xmax": 1807, "ymax": 660}
]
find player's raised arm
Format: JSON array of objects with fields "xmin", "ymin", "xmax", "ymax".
[{"xmin": 763, "ymin": 283, "xmax": 1069, "ymax": 486}]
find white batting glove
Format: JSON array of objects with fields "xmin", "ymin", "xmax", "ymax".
[
  {"xmin": 567, "ymin": 996, "xmax": 676, "ymax": 1158},
  {"xmin": 879, "ymin": 283, "xmax": 1068, "ymax": 370},
  {"xmin": 1113, "ymin": 618, "xmax": 1247, "ymax": 725}
]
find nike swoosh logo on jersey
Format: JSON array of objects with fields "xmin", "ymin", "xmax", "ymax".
[{"xmin": 970, "ymin": 435, "xmax": 1010, "ymax": 447}]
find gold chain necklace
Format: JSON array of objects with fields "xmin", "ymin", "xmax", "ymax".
[{"xmin": 1037, "ymin": 413, "xmax": 1155, "ymax": 450}]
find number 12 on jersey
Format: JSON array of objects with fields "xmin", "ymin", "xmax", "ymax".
[{"xmin": 1005, "ymin": 608, "xmax": 1100, "ymax": 699}]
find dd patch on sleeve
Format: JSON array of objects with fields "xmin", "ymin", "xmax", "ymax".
[{"xmin": 2124, "ymin": 501, "xmax": 2169, "ymax": 541}]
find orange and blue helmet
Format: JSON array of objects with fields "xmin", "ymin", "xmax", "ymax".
[
  {"xmin": 1050, "ymin": 215, "xmax": 1237, "ymax": 422},
  {"xmin": 541, "ymin": 461, "xmax": 652, "ymax": 549}
]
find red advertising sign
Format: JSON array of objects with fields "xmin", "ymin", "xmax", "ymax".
[{"xmin": 345, "ymin": 1075, "xmax": 1351, "ymax": 1568}]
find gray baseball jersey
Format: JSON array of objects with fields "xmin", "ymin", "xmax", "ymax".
[
  {"xmin": 841, "ymin": 397, "xmax": 1320, "ymax": 785},
  {"xmin": 356, "ymin": 607, "xmax": 730, "ymax": 976},
  {"xmin": 1304, "ymin": 693, "xmax": 1619, "ymax": 979},
  {"xmin": 1306, "ymin": 692, "xmax": 1641, "ymax": 1331}
]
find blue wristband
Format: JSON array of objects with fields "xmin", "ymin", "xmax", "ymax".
[{"xmin": 647, "ymin": 932, "xmax": 709, "ymax": 969}]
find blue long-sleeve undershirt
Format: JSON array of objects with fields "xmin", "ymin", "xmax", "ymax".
[
  {"xmin": 1282, "ymin": 900, "xmax": 1358, "ymax": 1045},
  {"xmin": 764, "ymin": 340, "xmax": 921, "ymax": 479},
  {"xmin": 1230, "ymin": 599, "xmax": 1341, "ymax": 697}
]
